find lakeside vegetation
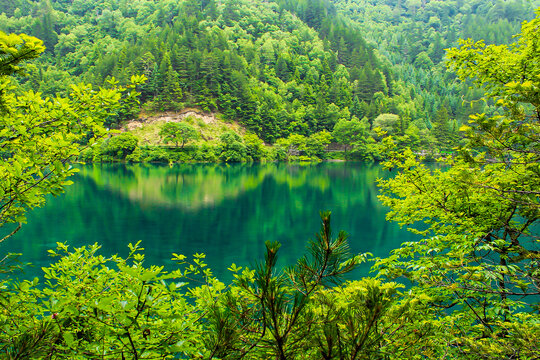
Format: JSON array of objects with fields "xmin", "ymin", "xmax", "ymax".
[{"xmin": 1, "ymin": 0, "xmax": 539, "ymax": 358}]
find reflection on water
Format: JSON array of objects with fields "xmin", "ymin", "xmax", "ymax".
[{"xmin": 1, "ymin": 162, "xmax": 419, "ymax": 282}]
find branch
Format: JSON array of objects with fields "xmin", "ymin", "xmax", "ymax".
[
  {"xmin": 0, "ymin": 222, "xmax": 21, "ymax": 243},
  {"xmin": 125, "ymin": 330, "xmax": 139, "ymax": 360}
]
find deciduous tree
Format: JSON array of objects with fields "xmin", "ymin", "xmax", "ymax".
[
  {"xmin": 376, "ymin": 11, "xmax": 540, "ymax": 357},
  {"xmin": 0, "ymin": 31, "xmax": 144, "ymax": 241},
  {"xmin": 332, "ymin": 116, "xmax": 369, "ymax": 156},
  {"xmin": 159, "ymin": 121, "xmax": 199, "ymax": 148}
]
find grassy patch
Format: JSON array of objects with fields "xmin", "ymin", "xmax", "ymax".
[{"xmin": 125, "ymin": 112, "xmax": 247, "ymax": 146}]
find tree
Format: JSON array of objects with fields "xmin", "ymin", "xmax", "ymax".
[
  {"xmin": 243, "ymin": 133, "xmax": 266, "ymax": 161},
  {"xmin": 332, "ymin": 117, "xmax": 369, "ymax": 156},
  {"xmin": 372, "ymin": 113, "xmax": 401, "ymax": 136},
  {"xmin": 1, "ymin": 242, "xmax": 206, "ymax": 358},
  {"xmin": 413, "ymin": 51, "xmax": 434, "ymax": 70},
  {"xmin": 199, "ymin": 212, "xmax": 369, "ymax": 359},
  {"xmin": 104, "ymin": 133, "xmax": 139, "ymax": 160},
  {"xmin": 31, "ymin": 0, "xmax": 58, "ymax": 50},
  {"xmin": 155, "ymin": 52, "xmax": 183, "ymax": 110},
  {"xmin": 275, "ymin": 134, "xmax": 307, "ymax": 158},
  {"xmin": 159, "ymin": 122, "xmax": 199, "ymax": 148},
  {"xmin": 304, "ymin": 130, "xmax": 332, "ymax": 159},
  {"xmin": 431, "ymin": 105, "xmax": 458, "ymax": 150},
  {"xmin": 376, "ymin": 12, "xmax": 540, "ymax": 357},
  {"xmin": 0, "ymin": 31, "xmax": 144, "ymax": 241},
  {"xmin": 0, "ymin": 32, "xmax": 44, "ymax": 110},
  {"xmin": 405, "ymin": 0, "xmax": 422, "ymax": 15},
  {"xmin": 218, "ymin": 131, "xmax": 246, "ymax": 162},
  {"xmin": 275, "ymin": 55, "xmax": 291, "ymax": 82}
]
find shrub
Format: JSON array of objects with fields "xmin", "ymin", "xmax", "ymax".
[
  {"xmin": 140, "ymin": 146, "xmax": 171, "ymax": 163},
  {"xmin": 103, "ymin": 133, "xmax": 139, "ymax": 160},
  {"xmin": 195, "ymin": 143, "xmax": 218, "ymax": 162}
]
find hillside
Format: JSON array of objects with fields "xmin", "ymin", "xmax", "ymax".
[
  {"xmin": 1, "ymin": 0, "xmax": 538, "ymax": 156},
  {"xmin": 332, "ymin": 0, "xmax": 540, "ymax": 128},
  {"xmin": 124, "ymin": 110, "xmax": 245, "ymax": 146},
  {"xmin": 0, "ymin": 0, "xmax": 388, "ymax": 144}
]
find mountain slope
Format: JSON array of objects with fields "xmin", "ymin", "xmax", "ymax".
[
  {"xmin": 1, "ymin": 0, "xmax": 389, "ymax": 143},
  {"xmin": 332, "ymin": 0, "xmax": 540, "ymax": 129}
]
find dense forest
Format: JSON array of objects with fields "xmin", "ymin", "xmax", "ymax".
[
  {"xmin": 1, "ymin": 0, "xmax": 537, "ymax": 161},
  {"xmin": 334, "ymin": 0, "xmax": 540, "ymax": 138},
  {"xmin": 1, "ymin": 0, "xmax": 389, "ymax": 144}
]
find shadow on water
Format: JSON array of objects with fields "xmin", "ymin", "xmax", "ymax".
[{"xmin": 1, "ymin": 162, "xmax": 420, "ymax": 283}]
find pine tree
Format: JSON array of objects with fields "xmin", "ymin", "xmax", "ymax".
[
  {"xmin": 350, "ymin": 96, "xmax": 362, "ymax": 119},
  {"xmin": 337, "ymin": 37, "xmax": 350, "ymax": 66},
  {"xmin": 430, "ymin": 105, "xmax": 456, "ymax": 150},
  {"xmin": 157, "ymin": 53, "xmax": 182, "ymax": 109},
  {"xmin": 275, "ymin": 55, "xmax": 290, "ymax": 82}
]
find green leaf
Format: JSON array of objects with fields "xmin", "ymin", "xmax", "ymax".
[{"xmin": 63, "ymin": 332, "xmax": 75, "ymax": 347}]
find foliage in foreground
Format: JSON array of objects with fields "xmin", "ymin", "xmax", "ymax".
[
  {"xmin": 0, "ymin": 31, "xmax": 145, "ymax": 237},
  {"xmin": 1, "ymin": 213, "xmax": 428, "ymax": 359},
  {"xmin": 376, "ymin": 7, "xmax": 540, "ymax": 359},
  {"xmin": 3, "ymin": 212, "xmax": 539, "ymax": 359}
]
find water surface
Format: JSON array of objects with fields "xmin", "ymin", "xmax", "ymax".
[{"xmin": 1, "ymin": 162, "xmax": 418, "ymax": 281}]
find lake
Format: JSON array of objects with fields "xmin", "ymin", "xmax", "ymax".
[{"xmin": 1, "ymin": 162, "xmax": 419, "ymax": 282}]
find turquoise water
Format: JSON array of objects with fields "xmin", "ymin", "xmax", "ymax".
[{"xmin": 1, "ymin": 162, "xmax": 419, "ymax": 282}]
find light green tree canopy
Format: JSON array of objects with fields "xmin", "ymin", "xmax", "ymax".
[
  {"xmin": 159, "ymin": 121, "xmax": 199, "ymax": 148},
  {"xmin": 275, "ymin": 133, "xmax": 307, "ymax": 157},
  {"xmin": 243, "ymin": 133, "xmax": 266, "ymax": 160},
  {"xmin": 304, "ymin": 130, "xmax": 332, "ymax": 158},
  {"xmin": 105, "ymin": 132, "xmax": 139, "ymax": 159},
  {"xmin": 0, "ymin": 31, "xmax": 145, "ymax": 242},
  {"xmin": 332, "ymin": 116, "xmax": 369, "ymax": 152},
  {"xmin": 372, "ymin": 113, "xmax": 400, "ymax": 136},
  {"xmin": 219, "ymin": 130, "xmax": 246, "ymax": 162},
  {"xmin": 0, "ymin": 31, "xmax": 45, "ymax": 111},
  {"xmin": 376, "ymin": 10, "xmax": 540, "ymax": 357}
]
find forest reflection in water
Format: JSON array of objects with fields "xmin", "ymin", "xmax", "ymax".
[{"xmin": 2, "ymin": 162, "xmax": 419, "ymax": 282}]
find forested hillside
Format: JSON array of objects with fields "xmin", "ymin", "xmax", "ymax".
[
  {"xmin": 0, "ymin": 0, "xmax": 537, "ymax": 152},
  {"xmin": 0, "ymin": 0, "xmax": 391, "ymax": 144},
  {"xmin": 333, "ymin": 0, "xmax": 540, "ymax": 144}
]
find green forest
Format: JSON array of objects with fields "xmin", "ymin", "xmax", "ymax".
[
  {"xmin": 1, "ymin": 0, "xmax": 537, "ymax": 163},
  {"xmin": 1, "ymin": 0, "xmax": 540, "ymax": 358}
]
